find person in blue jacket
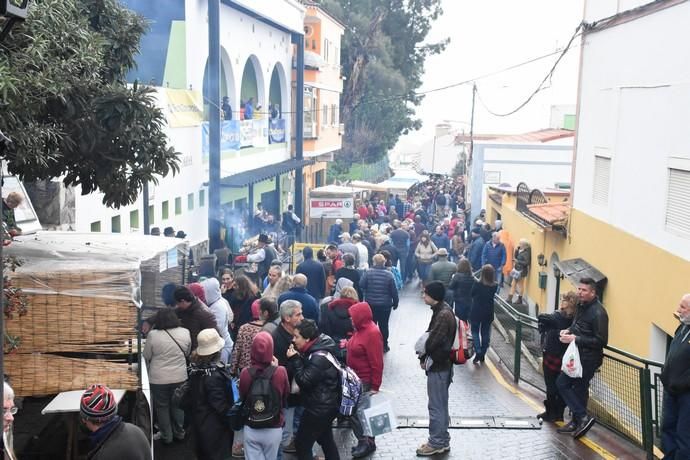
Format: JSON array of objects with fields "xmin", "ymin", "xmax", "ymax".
[
  {"xmin": 481, "ymin": 232, "xmax": 506, "ymax": 279},
  {"xmin": 467, "ymin": 229, "xmax": 484, "ymax": 272}
]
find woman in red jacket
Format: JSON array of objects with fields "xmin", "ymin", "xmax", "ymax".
[
  {"xmin": 239, "ymin": 331, "xmax": 289, "ymax": 460},
  {"xmin": 346, "ymin": 302, "xmax": 384, "ymax": 458}
]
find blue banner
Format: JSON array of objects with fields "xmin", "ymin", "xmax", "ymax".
[
  {"xmin": 269, "ymin": 119, "xmax": 286, "ymax": 144},
  {"xmin": 202, "ymin": 120, "xmax": 241, "ymax": 157}
]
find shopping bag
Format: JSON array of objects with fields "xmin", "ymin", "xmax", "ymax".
[
  {"xmin": 361, "ymin": 394, "xmax": 398, "ymax": 437},
  {"xmin": 561, "ymin": 341, "xmax": 583, "ymax": 378}
]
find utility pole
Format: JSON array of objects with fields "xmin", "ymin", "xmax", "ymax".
[
  {"xmin": 469, "ymin": 82, "xmax": 476, "ymax": 164},
  {"xmin": 208, "ymin": 0, "xmax": 221, "ymax": 250}
]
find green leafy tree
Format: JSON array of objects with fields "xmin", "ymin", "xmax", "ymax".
[
  {"xmin": 0, "ymin": 0, "xmax": 179, "ymax": 208},
  {"xmin": 322, "ymin": 0, "xmax": 447, "ymax": 166}
]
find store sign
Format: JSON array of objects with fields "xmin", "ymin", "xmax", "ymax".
[
  {"xmin": 309, "ymin": 198, "xmax": 354, "ymax": 218},
  {"xmin": 164, "ymin": 89, "xmax": 204, "ymax": 127}
]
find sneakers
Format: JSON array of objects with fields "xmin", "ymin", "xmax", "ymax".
[
  {"xmin": 556, "ymin": 420, "xmax": 578, "ymax": 434},
  {"xmin": 573, "ymin": 415, "xmax": 596, "ymax": 439},
  {"xmin": 282, "ymin": 438, "xmax": 297, "ymax": 453},
  {"xmin": 231, "ymin": 444, "xmax": 244, "ymax": 458},
  {"xmin": 416, "ymin": 443, "xmax": 450, "ymax": 456}
]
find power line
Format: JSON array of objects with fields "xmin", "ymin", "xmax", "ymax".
[{"xmin": 475, "ymin": 23, "xmax": 583, "ymax": 118}]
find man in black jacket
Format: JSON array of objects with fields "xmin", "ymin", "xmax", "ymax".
[
  {"xmin": 296, "ymin": 246, "xmax": 326, "ymax": 303},
  {"xmin": 416, "ymin": 281, "xmax": 456, "ymax": 457},
  {"xmin": 660, "ymin": 293, "xmax": 690, "ymax": 460},
  {"xmin": 556, "ymin": 277, "xmax": 609, "ymax": 439}
]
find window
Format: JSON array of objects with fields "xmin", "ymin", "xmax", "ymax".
[
  {"xmin": 175, "ymin": 197, "xmax": 182, "ymax": 215},
  {"xmin": 188, "ymin": 193, "xmax": 195, "ymax": 211},
  {"xmin": 592, "ymin": 155, "xmax": 611, "ymax": 205},
  {"xmin": 199, "ymin": 190, "xmax": 206, "ymax": 207},
  {"xmin": 303, "ymin": 87, "xmax": 316, "ymax": 138},
  {"xmin": 162, "ymin": 200, "xmax": 169, "ymax": 220},
  {"xmin": 331, "ymin": 104, "xmax": 337, "ymax": 126},
  {"xmin": 90, "ymin": 221, "xmax": 101, "ymax": 232},
  {"xmin": 148, "ymin": 205, "xmax": 155, "ymax": 225},
  {"xmin": 130, "ymin": 210, "xmax": 139, "ymax": 231},
  {"xmin": 323, "ymin": 39, "xmax": 329, "ymax": 62},
  {"xmin": 322, "ymin": 104, "xmax": 328, "ymax": 125},
  {"xmin": 111, "ymin": 215, "xmax": 121, "ymax": 233},
  {"xmin": 665, "ymin": 167, "xmax": 690, "ymax": 236}
]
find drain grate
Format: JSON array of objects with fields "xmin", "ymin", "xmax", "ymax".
[{"xmin": 396, "ymin": 416, "xmax": 542, "ymax": 430}]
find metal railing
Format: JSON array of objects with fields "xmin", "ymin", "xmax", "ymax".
[{"xmin": 490, "ymin": 296, "xmax": 664, "ymax": 459}]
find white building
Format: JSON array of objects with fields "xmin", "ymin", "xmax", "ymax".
[{"xmin": 40, "ymin": 0, "xmax": 306, "ymax": 245}]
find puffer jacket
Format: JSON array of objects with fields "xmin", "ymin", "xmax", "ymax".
[
  {"xmin": 360, "ymin": 266, "xmax": 399, "ymax": 308},
  {"xmin": 568, "ymin": 298, "xmax": 609, "ymax": 368},
  {"xmin": 143, "ymin": 327, "xmax": 191, "ymax": 384},
  {"xmin": 289, "ymin": 334, "xmax": 341, "ymax": 418},
  {"xmin": 430, "ymin": 257, "xmax": 456, "ymax": 287},
  {"xmin": 448, "ymin": 272, "xmax": 475, "ymax": 321}
]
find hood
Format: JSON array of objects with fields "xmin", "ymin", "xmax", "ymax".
[
  {"xmin": 251, "ymin": 331, "xmax": 274, "ymax": 366},
  {"xmin": 307, "ymin": 333, "xmax": 337, "ymax": 355},
  {"xmin": 188, "ymin": 283, "xmax": 207, "ymax": 304},
  {"xmin": 334, "ymin": 277, "xmax": 354, "ymax": 297},
  {"xmin": 329, "ymin": 297, "xmax": 356, "ymax": 316},
  {"xmin": 201, "ymin": 278, "xmax": 221, "ymax": 305},
  {"xmin": 349, "ymin": 302, "xmax": 373, "ymax": 330}
]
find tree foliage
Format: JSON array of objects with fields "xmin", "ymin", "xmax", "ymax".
[
  {"xmin": 322, "ymin": 0, "xmax": 447, "ymax": 165},
  {"xmin": 0, "ymin": 0, "xmax": 180, "ymax": 208}
]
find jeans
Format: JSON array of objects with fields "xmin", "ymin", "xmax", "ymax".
[
  {"xmin": 471, "ymin": 321, "xmax": 492, "ymax": 359},
  {"xmin": 371, "ymin": 305, "xmax": 392, "ymax": 349},
  {"xmin": 397, "ymin": 249, "xmax": 409, "ymax": 282},
  {"xmin": 661, "ymin": 390, "xmax": 690, "ymax": 459},
  {"xmin": 150, "ymin": 382, "xmax": 185, "ymax": 443},
  {"xmin": 244, "ymin": 426, "xmax": 282, "ymax": 460},
  {"xmin": 351, "ymin": 384, "xmax": 373, "ymax": 441},
  {"xmin": 406, "ymin": 251, "xmax": 417, "ymax": 281},
  {"xmin": 295, "ymin": 411, "xmax": 339, "ymax": 460},
  {"xmin": 417, "ymin": 263, "xmax": 431, "ymax": 282},
  {"xmin": 556, "ymin": 364, "xmax": 597, "ymax": 420},
  {"xmin": 427, "ymin": 369, "xmax": 453, "ymax": 448}
]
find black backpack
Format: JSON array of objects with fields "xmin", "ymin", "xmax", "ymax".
[{"xmin": 245, "ymin": 366, "xmax": 281, "ymax": 428}]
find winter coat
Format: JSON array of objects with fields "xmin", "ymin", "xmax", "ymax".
[
  {"xmin": 430, "ymin": 257, "xmax": 456, "ymax": 287},
  {"xmin": 661, "ymin": 324, "xmax": 690, "ymax": 395},
  {"xmin": 448, "ymin": 272, "xmax": 475, "ymax": 321},
  {"xmin": 319, "ymin": 297, "xmax": 356, "ymax": 343},
  {"xmin": 229, "ymin": 321, "xmax": 263, "ymax": 375},
  {"xmin": 188, "ymin": 362, "xmax": 233, "ymax": 460},
  {"xmin": 481, "ymin": 241, "xmax": 506, "ymax": 271},
  {"xmin": 176, "ymin": 300, "xmax": 217, "ymax": 351},
  {"xmin": 513, "ymin": 247, "xmax": 532, "ymax": 276},
  {"xmin": 229, "ymin": 293, "xmax": 259, "ymax": 335},
  {"xmin": 415, "ymin": 241, "xmax": 438, "ymax": 265},
  {"xmin": 347, "ymin": 302, "xmax": 384, "ymax": 390},
  {"xmin": 143, "ymin": 327, "xmax": 191, "ymax": 385},
  {"xmin": 379, "ymin": 242, "xmax": 399, "ymax": 267},
  {"xmin": 389, "ymin": 228, "xmax": 410, "ymax": 252},
  {"xmin": 470, "ymin": 282, "xmax": 498, "ymax": 323},
  {"xmin": 201, "ymin": 278, "xmax": 234, "ymax": 362},
  {"xmin": 421, "ymin": 302, "xmax": 456, "ymax": 372},
  {"xmin": 467, "ymin": 237, "xmax": 484, "ymax": 271},
  {"xmin": 239, "ymin": 332, "xmax": 290, "ymax": 428},
  {"xmin": 338, "ymin": 241, "xmax": 360, "ymax": 267},
  {"xmin": 296, "ymin": 258, "xmax": 327, "ymax": 301},
  {"xmin": 431, "ymin": 233, "xmax": 450, "ymax": 252},
  {"xmin": 289, "ymin": 334, "xmax": 341, "ymax": 418},
  {"xmin": 86, "ymin": 418, "xmax": 151, "ymax": 460},
  {"xmin": 538, "ymin": 310, "xmax": 573, "ymax": 358},
  {"xmin": 360, "ymin": 266, "xmax": 399, "ymax": 309},
  {"xmin": 327, "ymin": 224, "xmax": 342, "ymax": 244},
  {"xmin": 278, "ymin": 287, "xmax": 319, "ymax": 322},
  {"xmin": 335, "ymin": 266, "xmax": 361, "ymax": 299},
  {"xmin": 568, "ymin": 298, "xmax": 609, "ymax": 369}
]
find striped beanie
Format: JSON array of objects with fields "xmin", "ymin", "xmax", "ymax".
[{"xmin": 80, "ymin": 384, "xmax": 117, "ymax": 422}]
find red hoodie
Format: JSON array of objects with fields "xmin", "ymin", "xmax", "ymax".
[
  {"xmin": 239, "ymin": 331, "xmax": 289, "ymax": 428},
  {"xmin": 346, "ymin": 302, "xmax": 384, "ymax": 391}
]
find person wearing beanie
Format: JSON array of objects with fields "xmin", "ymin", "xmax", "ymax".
[
  {"xmin": 416, "ymin": 281, "xmax": 456, "ymax": 457},
  {"xmin": 79, "ymin": 384, "xmax": 151, "ymax": 460},
  {"xmin": 239, "ymin": 332, "xmax": 289, "ymax": 460},
  {"xmin": 188, "ymin": 329, "xmax": 233, "ymax": 460}
]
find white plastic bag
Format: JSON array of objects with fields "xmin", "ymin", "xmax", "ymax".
[
  {"xmin": 360, "ymin": 394, "xmax": 398, "ymax": 437},
  {"xmin": 561, "ymin": 341, "xmax": 583, "ymax": 378}
]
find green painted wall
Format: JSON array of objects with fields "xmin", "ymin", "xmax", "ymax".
[
  {"xmin": 221, "ymin": 187, "xmax": 247, "ymax": 205},
  {"xmin": 241, "ymin": 61, "xmax": 258, "ymax": 103},
  {"xmin": 162, "ymin": 21, "xmax": 187, "ymax": 89}
]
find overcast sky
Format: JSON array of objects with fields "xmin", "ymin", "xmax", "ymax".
[{"xmin": 397, "ymin": 0, "xmax": 585, "ymax": 149}]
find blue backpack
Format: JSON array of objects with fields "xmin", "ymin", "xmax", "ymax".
[
  {"xmin": 312, "ymin": 351, "xmax": 362, "ymax": 417},
  {"xmin": 390, "ymin": 267, "xmax": 403, "ymax": 291}
]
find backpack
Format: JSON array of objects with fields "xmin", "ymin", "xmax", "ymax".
[
  {"xmin": 450, "ymin": 315, "xmax": 473, "ymax": 364},
  {"xmin": 245, "ymin": 366, "xmax": 282, "ymax": 428},
  {"xmin": 312, "ymin": 351, "xmax": 362, "ymax": 417},
  {"xmin": 390, "ymin": 267, "xmax": 403, "ymax": 291}
]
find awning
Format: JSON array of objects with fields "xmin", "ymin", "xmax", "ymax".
[
  {"xmin": 554, "ymin": 258, "xmax": 607, "ymax": 288},
  {"xmin": 218, "ymin": 158, "xmax": 314, "ymax": 188}
]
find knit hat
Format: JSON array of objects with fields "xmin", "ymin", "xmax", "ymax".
[
  {"xmin": 196, "ymin": 328, "xmax": 225, "ymax": 356},
  {"xmin": 424, "ymin": 281, "xmax": 446, "ymax": 303},
  {"xmin": 80, "ymin": 384, "xmax": 118, "ymax": 423}
]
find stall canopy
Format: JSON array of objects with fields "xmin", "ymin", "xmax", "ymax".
[
  {"xmin": 348, "ymin": 180, "xmax": 390, "ymax": 192},
  {"xmin": 377, "ymin": 169, "xmax": 428, "ymax": 192}
]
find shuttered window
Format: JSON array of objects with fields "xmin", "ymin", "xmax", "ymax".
[
  {"xmin": 665, "ymin": 168, "xmax": 690, "ymax": 236},
  {"xmin": 592, "ymin": 155, "xmax": 611, "ymax": 205}
]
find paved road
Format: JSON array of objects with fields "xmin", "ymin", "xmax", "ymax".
[{"xmin": 155, "ymin": 282, "xmax": 644, "ymax": 459}]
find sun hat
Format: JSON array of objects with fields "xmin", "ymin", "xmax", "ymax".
[{"xmin": 196, "ymin": 328, "xmax": 225, "ymax": 356}]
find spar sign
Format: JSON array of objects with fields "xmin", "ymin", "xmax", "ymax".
[{"xmin": 309, "ymin": 197, "xmax": 354, "ymax": 218}]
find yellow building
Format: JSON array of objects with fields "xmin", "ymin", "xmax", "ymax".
[{"xmin": 295, "ymin": 2, "xmax": 344, "ymax": 226}]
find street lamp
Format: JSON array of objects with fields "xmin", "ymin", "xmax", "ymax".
[{"xmin": 0, "ymin": 0, "xmax": 29, "ymax": 42}]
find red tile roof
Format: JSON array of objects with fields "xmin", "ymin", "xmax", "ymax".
[{"xmin": 526, "ymin": 201, "xmax": 570, "ymax": 227}]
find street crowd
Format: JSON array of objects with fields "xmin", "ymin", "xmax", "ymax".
[{"xmin": 2, "ymin": 176, "xmax": 689, "ymax": 460}]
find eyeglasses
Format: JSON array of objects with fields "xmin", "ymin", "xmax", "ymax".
[{"xmin": 4, "ymin": 407, "xmax": 17, "ymax": 416}]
